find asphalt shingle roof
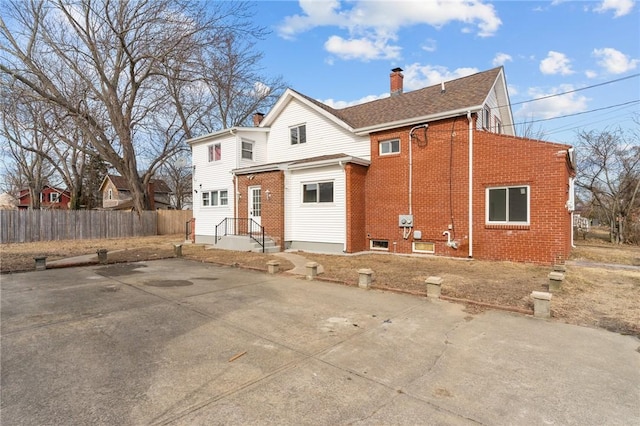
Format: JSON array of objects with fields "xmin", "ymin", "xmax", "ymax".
[{"xmin": 295, "ymin": 67, "xmax": 503, "ymax": 130}]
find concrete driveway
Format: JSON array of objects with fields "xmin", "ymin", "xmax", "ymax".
[{"xmin": 1, "ymin": 259, "xmax": 638, "ymax": 425}]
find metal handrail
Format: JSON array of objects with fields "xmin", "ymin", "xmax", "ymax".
[{"xmin": 215, "ymin": 218, "xmax": 265, "ymax": 252}]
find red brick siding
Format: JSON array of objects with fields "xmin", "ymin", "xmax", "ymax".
[
  {"xmin": 364, "ymin": 117, "xmax": 573, "ymax": 265},
  {"xmin": 345, "ymin": 163, "xmax": 368, "ymax": 252},
  {"xmin": 237, "ymin": 171, "xmax": 285, "ymax": 249}
]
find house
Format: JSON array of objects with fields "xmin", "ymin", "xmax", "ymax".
[
  {"xmin": 18, "ymin": 185, "xmax": 71, "ymax": 209},
  {"xmin": 188, "ymin": 67, "xmax": 576, "ymax": 265},
  {"xmin": 99, "ymin": 174, "xmax": 172, "ymax": 210}
]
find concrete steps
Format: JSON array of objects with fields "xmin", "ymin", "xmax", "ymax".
[{"xmin": 208, "ymin": 235, "xmax": 280, "ymax": 253}]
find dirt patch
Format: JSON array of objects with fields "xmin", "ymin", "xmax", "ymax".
[{"xmin": 1, "ymin": 233, "xmax": 638, "ymax": 337}]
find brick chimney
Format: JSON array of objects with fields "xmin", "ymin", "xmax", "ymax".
[
  {"xmin": 253, "ymin": 112, "xmax": 265, "ymax": 127},
  {"xmin": 390, "ymin": 67, "xmax": 404, "ymax": 96}
]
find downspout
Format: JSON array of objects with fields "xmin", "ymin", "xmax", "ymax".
[
  {"xmin": 339, "ymin": 160, "xmax": 347, "ymax": 252},
  {"xmin": 407, "ymin": 124, "xmax": 428, "ymax": 240},
  {"xmin": 231, "ymin": 128, "xmax": 238, "ymax": 220},
  {"xmin": 467, "ymin": 111, "xmax": 473, "ymax": 259}
]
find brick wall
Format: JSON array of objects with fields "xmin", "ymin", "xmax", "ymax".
[
  {"xmin": 364, "ymin": 116, "xmax": 573, "ymax": 264},
  {"xmin": 345, "ymin": 163, "xmax": 368, "ymax": 252},
  {"xmin": 237, "ymin": 171, "xmax": 285, "ymax": 248}
]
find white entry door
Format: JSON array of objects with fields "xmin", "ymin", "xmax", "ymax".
[{"xmin": 249, "ymin": 186, "xmax": 261, "ymax": 227}]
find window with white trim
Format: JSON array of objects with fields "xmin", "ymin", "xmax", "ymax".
[
  {"xmin": 302, "ymin": 181, "xmax": 333, "ymax": 203},
  {"xmin": 379, "ymin": 139, "xmax": 400, "ymax": 155},
  {"xmin": 370, "ymin": 240, "xmax": 389, "ymax": 251},
  {"xmin": 208, "ymin": 143, "xmax": 221, "ymax": 162},
  {"xmin": 483, "ymin": 106, "xmax": 491, "ymax": 130},
  {"xmin": 495, "ymin": 117, "xmax": 502, "ymax": 134},
  {"xmin": 241, "ymin": 140, "xmax": 254, "ymax": 160},
  {"xmin": 290, "ymin": 124, "xmax": 306, "ymax": 145},
  {"xmin": 108, "ymin": 188, "xmax": 113, "ymax": 200},
  {"xmin": 486, "ymin": 186, "xmax": 529, "ymax": 224},
  {"xmin": 202, "ymin": 190, "xmax": 228, "ymax": 207},
  {"xmin": 49, "ymin": 192, "xmax": 60, "ymax": 203}
]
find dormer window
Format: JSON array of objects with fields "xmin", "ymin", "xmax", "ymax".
[{"xmin": 290, "ymin": 124, "xmax": 306, "ymax": 145}]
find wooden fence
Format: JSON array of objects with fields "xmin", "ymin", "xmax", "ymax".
[{"xmin": 0, "ymin": 210, "xmax": 193, "ymax": 244}]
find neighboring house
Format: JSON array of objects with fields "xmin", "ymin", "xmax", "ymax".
[
  {"xmin": 188, "ymin": 67, "xmax": 576, "ymax": 265},
  {"xmin": 99, "ymin": 174, "xmax": 172, "ymax": 210},
  {"xmin": 18, "ymin": 185, "xmax": 71, "ymax": 210}
]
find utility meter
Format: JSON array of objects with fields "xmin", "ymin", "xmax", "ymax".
[{"xmin": 398, "ymin": 214, "xmax": 413, "ymax": 227}]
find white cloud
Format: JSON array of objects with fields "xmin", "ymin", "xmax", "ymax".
[
  {"xmin": 493, "ymin": 52, "xmax": 513, "ymax": 67},
  {"xmin": 324, "ymin": 35, "xmax": 401, "ymax": 61},
  {"xmin": 321, "ymin": 94, "xmax": 388, "ymax": 109},
  {"xmin": 585, "ymin": 70, "xmax": 598, "ymax": 79},
  {"xmin": 278, "ymin": 0, "xmax": 502, "ymax": 61},
  {"xmin": 593, "ymin": 0, "xmax": 634, "ymax": 17},
  {"xmin": 540, "ymin": 51, "xmax": 574, "ymax": 75},
  {"xmin": 402, "ymin": 64, "xmax": 478, "ymax": 90},
  {"xmin": 421, "ymin": 39, "xmax": 437, "ymax": 53},
  {"xmin": 592, "ymin": 48, "xmax": 639, "ymax": 74},
  {"xmin": 516, "ymin": 85, "xmax": 589, "ymax": 120}
]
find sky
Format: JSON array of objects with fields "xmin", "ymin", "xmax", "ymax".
[{"xmin": 253, "ymin": 0, "xmax": 640, "ymax": 145}]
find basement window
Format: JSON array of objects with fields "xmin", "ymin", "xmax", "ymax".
[
  {"xmin": 370, "ymin": 240, "xmax": 389, "ymax": 251},
  {"xmin": 413, "ymin": 242, "xmax": 435, "ymax": 254},
  {"xmin": 486, "ymin": 185, "xmax": 529, "ymax": 225}
]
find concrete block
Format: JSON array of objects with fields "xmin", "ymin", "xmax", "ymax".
[
  {"xmin": 358, "ymin": 268, "xmax": 373, "ymax": 289},
  {"xmin": 553, "ymin": 264, "xmax": 566, "ymax": 272},
  {"xmin": 548, "ymin": 271, "xmax": 565, "ymax": 293},
  {"xmin": 34, "ymin": 256, "xmax": 47, "ymax": 271},
  {"xmin": 267, "ymin": 260, "xmax": 280, "ymax": 274},
  {"xmin": 425, "ymin": 276, "xmax": 443, "ymax": 299},
  {"xmin": 173, "ymin": 244, "xmax": 183, "ymax": 257},
  {"xmin": 305, "ymin": 262, "xmax": 319, "ymax": 280},
  {"xmin": 96, "ymin": 249, "xmax": 108, "ymax": 264},
  {"xmin": 531, "ymin": 291, "xmax": 552, "ymax": 318}
]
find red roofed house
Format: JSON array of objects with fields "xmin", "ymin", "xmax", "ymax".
[{"xmin": 188, "ymin": 67, "xmax": 576, "ymax": 265}]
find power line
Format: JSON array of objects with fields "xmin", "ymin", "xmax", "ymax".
[
  {"xmin": 510, "ymin": 73, "xmax": 640, "ymax": 106},
  {"xmin": 512, "ymin": 99, "xmax": 639, "ymax": 126}
]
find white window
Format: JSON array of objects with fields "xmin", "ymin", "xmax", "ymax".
[
  {"xmin": 302, "ymin": 181, "xmax": 333, "ymax": 203},
  {"xmin": 370, "ymin": 240, "xmax": 389, "ymax": 251},
  {"xmin": 49, "ymin": 192, "xmax": 60, "ymax": 203},
  {"xmin": 208, "ymin": 143, "xmax": 221, "ymax": 162},
  {"xmin": 495, "ymin": 117, "xmax": 502, "ymax": 134},
  {"xmin": 413, "ymin": 242, "xmax": 435, "ymax": 254},
  {"xmin": 290, "ymin": 124, "xmax": 306, "ymax": 145},
  {"xmin": 202, "ymin": 190, "xmax": 228, "ymax": 207},
  {"xmin": 483, "ymin": 106, "xmax": 491, "ymax": 130},
  {"xmin": 241, "ymin": 140, "xmax": 254, "ymax": 160},
  {"xmin": 486, "ymin": 186, "xmax": 529, "ymax": 224},
  {"xmin": 379, "ymin": 139, "xmax": 400, "ymax": 155}
]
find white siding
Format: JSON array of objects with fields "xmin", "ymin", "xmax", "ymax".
[
  {"xmin": 285, "ymin": 165, "xmax": 345, "ymax": 245},
  {"xmin": 191, "ymin": 133, "xmax": 236, "ymax": 237},
  {"xmin": 267, "ymin": 98, "xmax": 370, "ymax": 162}
]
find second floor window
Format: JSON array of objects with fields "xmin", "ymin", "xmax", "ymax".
[
  {"xmin": 241, "ymin": 141, "xmax": 254, "ymax": 160},
  {"xmin": 290, "ymin": 124, "xmax": 306, "ymax": 145},
  {"xmin": 49, "ymin": 192, "xmax": 60, "ymax": 203},
  {"xmin": 380, "ymin": 139, "xmax": 400, "ymax": 155},
  {"xmin": 208, "ymin": 143, "xmax": 221, "ymax": 162}
]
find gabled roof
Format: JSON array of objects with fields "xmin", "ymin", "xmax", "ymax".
[
  {"xmin": 101, "ymin": 174, "xmax": 171, "ymax": 194},
  {"xmin": 338, "ymin": 67, "xmax": 505, "ymax": 131},
  {"xmin": 261, "ymin": 66, "xmax": 511, "ymax": 135}
]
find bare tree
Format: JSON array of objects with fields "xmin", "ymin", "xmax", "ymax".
[
  {"xmin": 0, "ymin": 0, "xmax": 273, "ymax": 213},
  {"xmin": 575, "ymin": 127, "xmax": 640, "ymax": 243}
]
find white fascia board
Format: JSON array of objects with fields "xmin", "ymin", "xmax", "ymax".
[
  {"xmin": 288, "ymin": 156, "xmax": 371, "ymax": 171},
  {"xmin": 232, "ymin": 162, "xmax": 292, "ymax": 175},
  {"xmin": 261, "ymin": 89, "xmax": 354, "ymax": 133},
  {"xmin": 353, "ymin": 106, "xmax": 483, "ymax": 136},
  {"xmin": 186, "ymin": 127, "xmax": 269, "ymax": 146}
]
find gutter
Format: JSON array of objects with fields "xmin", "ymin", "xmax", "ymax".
[{"xmin": 353, "ymin": 105, "xmax": 483, "ymax": 136}]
